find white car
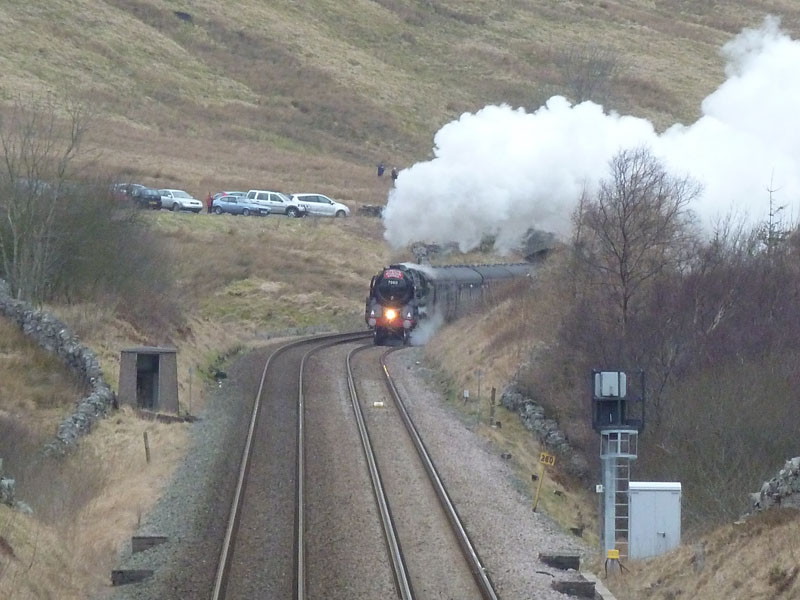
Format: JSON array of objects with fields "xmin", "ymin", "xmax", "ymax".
[
  {"xmin": 245, "ymin": 190, "xmax": 307, "ymax": 218},
  {"xmin": 290, "ymin": 193, "xmax": 350, "ymax": 217},
  {"xmin": 158, "ymin": 189, "xmax": 203, "ymax": 213}
]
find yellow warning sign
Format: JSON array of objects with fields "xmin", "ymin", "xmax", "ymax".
[{"xmin": 539, "ymin": 452, "xmax": 556, "ymax": 466}]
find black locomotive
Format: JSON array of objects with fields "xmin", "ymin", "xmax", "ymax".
[{"xmin": 364, "ymin": 262, "xmax": 533, "ymax": 345}]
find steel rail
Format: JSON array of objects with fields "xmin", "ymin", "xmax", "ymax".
[
  {"xmin": 380, "ymin": 348, "xmax": 500, "ymax": 600},
  {"xmin": 295, "ymin": 334, "xmax": 371, "ymax": 599},
  {"xmin": 346, "ymin": 344, "xmax": 415, "ymax": 600},
  {"xmin": 210, "ymin": 330, "xmax": 370, "ymax": 600}
]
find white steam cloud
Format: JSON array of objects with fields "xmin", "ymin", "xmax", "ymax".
[
  {"xmin": 409, "ymin": 312, "xmax": 444, "ymax": 346},
  {"xmin": 383, "ymin": 16, "xmax": 800, "ymax": 253}
]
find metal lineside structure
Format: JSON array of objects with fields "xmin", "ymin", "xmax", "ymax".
[{"xmin": 592, "ymin": 370, "xmax": 645, "ymax": 559}]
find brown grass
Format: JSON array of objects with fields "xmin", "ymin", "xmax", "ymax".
[
  {"xmin": 0, "ymin": 320, "xmax": 83, "ymax": 438},
  {"xmin": 0, "ymin": 410, "xmax": 189, "ymax": 600},
  {"xmin": 425, "ymin": 255, "xmax": 800, "ymax": 599},
  {"xmin": 5, "ymin": 0, "xmax": 800, "ymax": 209},
  {"xmin": 605, "ymin": 509, "xmax": 800, "ymax": 600},
  {"xmin": 423, "ymin": 266, "xmax": 598, "ymax": 542},
  {"xmin": 0, "ymin": 207, "xmax": 393, "ymax": 597}
]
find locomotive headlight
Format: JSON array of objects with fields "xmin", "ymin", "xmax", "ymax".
[{"xmin": 385, "ymin": 308, "xmax": 397, "ymax": 321}]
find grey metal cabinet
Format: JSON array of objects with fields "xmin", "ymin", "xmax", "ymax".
[{"xmin": 629, "ymin": 482, "xmax": 681, "ymax": 559}]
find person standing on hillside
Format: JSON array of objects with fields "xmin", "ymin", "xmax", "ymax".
[
  {"xmin": 206, "ymin": 192, "xmax": 213, "ymax": 214},
  {"xmin": 391, "ymin": 167, "xmax": 398, "ymax": 186},
  {"xmin": 377, "ymin": 162, "xmax": 385, "ymax": 177}
]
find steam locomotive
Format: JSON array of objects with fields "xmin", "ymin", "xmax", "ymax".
[{"xmin": 364, "ymin": 262, "xmax": 533, "ymax": 345}]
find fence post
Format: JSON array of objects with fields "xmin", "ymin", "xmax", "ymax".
[{"xmin": 143, "ymin": 432, "xmax": 151, "ymax": 464}]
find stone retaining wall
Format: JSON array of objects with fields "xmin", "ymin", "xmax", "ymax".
[
  {"xmin": 0, "ymin": 279, "xmax": 116, "ymax": 456},
  {"xmin": 750, "ymin": 457, "xmax": 800, "ymax": 513},
  {"xmin": 500, "ymin": 384, "xmax": 590, "ymax": 480}
]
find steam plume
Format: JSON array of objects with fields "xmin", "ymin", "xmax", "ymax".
[{"xmin": 383, "ymin": 16, "xmax": 800, "ymax": 253}]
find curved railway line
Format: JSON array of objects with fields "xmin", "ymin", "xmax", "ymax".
[{"xmin": 211, "ymin": 332, "xmax": 500, "ymax": 599}]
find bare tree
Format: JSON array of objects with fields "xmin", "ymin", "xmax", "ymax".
[
  {"xmin": 575, "ymin": 147, "xmax": 700, "ymax": 348},
  {"xmin": 0, "ymin": 94, "xmax": 89, "ymax": 303}
]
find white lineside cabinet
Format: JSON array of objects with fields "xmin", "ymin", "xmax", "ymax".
[{"xmin": 629, "ymin": 482, "xmax": 681, "ymax": 559}]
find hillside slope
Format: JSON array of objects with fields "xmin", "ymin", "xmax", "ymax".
[
  {"xmin": 2, "ymin": 2, "xmax": 800, "ymax": 599},
  {"xmin": 3, "ymin": 1, "xmax": 799, "ymax": 203}
]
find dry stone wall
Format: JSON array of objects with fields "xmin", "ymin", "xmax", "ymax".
[
  {"xmin": 0, "ymin": 279, "xmax": 116, "ymax": 456},
  {"xmin": 750, "ymin": 457, "xmax": 800, "ymax": 513},
  {"xmin": 500, "ymin": 384, "xmax": 590, "ymax": 480},
  {"xmin": 0, "ymin": 463, "xmax": 14, "ymax": 507}
]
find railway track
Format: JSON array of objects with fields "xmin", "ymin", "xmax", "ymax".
[
  {"xmin": 211, "ymin": 331, "xmax": 370, "ymax": 599},
  {"xmin": 348, "ymin": 345, "xmax": 500, "ymax": 599},
  {"xmin": 211, "ymin": 332, "xmax": 499, "ymax": 599}
]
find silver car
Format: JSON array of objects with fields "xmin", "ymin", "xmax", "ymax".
[
  {"xmin": 291, "ymin": 193, "xmax": 350, "ymax": 217},
  {"xmin": 212, "ymin": 195, "xmax": 270, "ymax": 216},
  {"xmin": 159, "ymin": 189, "xmax": 203, "ymax": 213},
  {"xmin": 245, "ymin": 190, "xmax": 307, "ymax": 218}
]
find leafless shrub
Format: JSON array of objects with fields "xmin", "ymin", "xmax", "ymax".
[
  {"xmin": 0, "ymin": 94, "xmax": 91, "ymax": 303},
  {"xmin": 555, "ymin": 42, "xmax": 625, "ymax": 105},
  {"xmin": 0, "ymin": 94, "xmax": 181, "ymax": 331},
  {"xmin": 638, "ymin": 353, "xmax": 800, "ymax": 533},
  {"xmin": 528, "ymin": 160, "xmax": 800, "ymax": 529},
  {"xmin": 50, "ymin": 186, "xmax": 182, "ymax": 334},
  {"xmin": 519, "ymin": 146, "xmax": 800, "ymax": 532}
]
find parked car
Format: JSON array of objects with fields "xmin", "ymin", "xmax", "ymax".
[
  {"xmin": 290, "ymin": 193, "xmax": 351, "ymax": 217},
  {"xmin": 245, "ymin": 190, "xmax": 307, "ymax": 218},
  {"xmin": 111, "ymin": 182, "xmax": 145, "ymax": 201},
  {"xmin": 212, "ymin": 195, "xmax": 270, "ymax": 216},
  {"xmin": 212, "ymin": 191, "xmax": 247, "ymax": 202},
  {"xmin": 158, "ymin": 189, "xmax": 203, "ymax": 213},
  {"xmin": 131, "ymin": 187, "xmax": 162, "ymax": 210}
]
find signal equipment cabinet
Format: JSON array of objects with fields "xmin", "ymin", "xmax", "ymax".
[{"xmin": 629, "ymin": 482, "xmax": 682, "ymax": 559}]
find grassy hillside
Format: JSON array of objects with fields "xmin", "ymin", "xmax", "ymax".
[
  {"xmin": 3, "ymin": 1, "xmax": 800, "ymax": 204},
  {"xmin": 3, "ymin": 1, "xmax": 800, "ymax": 599}
]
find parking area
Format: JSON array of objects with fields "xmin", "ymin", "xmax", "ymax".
[{"xmin": 113, "ymin": 184, "xmax": 354, "ymax": 219}]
